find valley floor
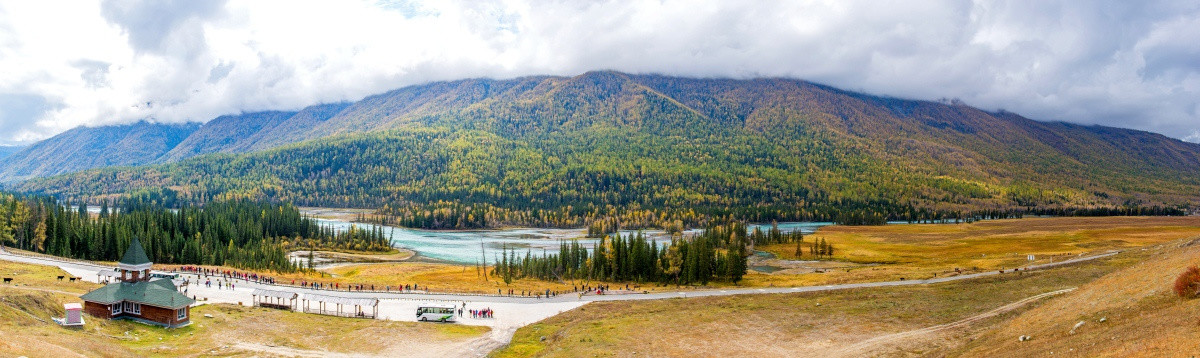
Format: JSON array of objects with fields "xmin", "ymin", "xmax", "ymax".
[
  {"xmin": 496, "ymin": 236, "xmax": 1200, "ymax": 357},
  {"xmin": 2, "ymin": 216, "xmax": 1198, "ymax": 357}
]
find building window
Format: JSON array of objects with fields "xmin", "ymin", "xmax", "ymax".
[
  {"xmin": 111, "ymin": 303, "xmax": 122, "ymax": 314},
  {"xmin": 124, "ymin": 302, "xmax": 141, "ymax": 315},
  {"xmin": 177, "ymin": 308, "xmax": 187, "ymax": 320}
]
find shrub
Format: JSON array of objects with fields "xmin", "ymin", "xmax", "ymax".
[{"xmin": 1173, "ymin": 265, "xmax": 1200, "ymax": 298}]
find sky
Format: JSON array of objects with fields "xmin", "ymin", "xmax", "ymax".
[{"xmin": 0, "ymin": 0, "xmax": 1198, "ymax": 145}]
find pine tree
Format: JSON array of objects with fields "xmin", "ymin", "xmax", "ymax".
[
  {"xmin": 727, "ymin": 245, "xmax": 746, "ymax": 284},
  {"xmin": 307, "ymin": 248, "xmax": 315, "ymax": 270}
]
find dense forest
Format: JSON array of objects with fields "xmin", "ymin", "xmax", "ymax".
[
  {"xmin": 0, "ymin": 192, "xmax": 390, "ymax": 272},
  {"xmin": 10, "ymin": 72, "xmax": 1198, "ymax": 231}
]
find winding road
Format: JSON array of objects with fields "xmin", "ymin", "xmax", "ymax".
[{"xmin": 0, "ymin": 245, "xmax": 1118, "ymax": 356}]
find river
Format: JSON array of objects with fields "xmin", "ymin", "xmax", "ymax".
[{"xmin": 308, "ymin": 216, "xmax": 834, "ymax": 265}]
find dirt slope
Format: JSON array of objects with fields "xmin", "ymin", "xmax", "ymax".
[{"xmin": 953, "ymin": 237, "xmax": 1200, "ymax": 357}]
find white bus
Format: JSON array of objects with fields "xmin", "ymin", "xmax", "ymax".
[{"xmin": 416, "ymin": 304, "xmax": 457, "ymax": 322}]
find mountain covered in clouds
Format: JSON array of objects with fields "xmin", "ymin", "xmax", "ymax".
[
  {"xmin": 0, "ymin": 122, "xmax": 200, "ymax": 182},
  {"xmin": 156, "ymin": 111, "xmax": 299, "ymax": 163},
  {"xmin": 0, "ymin": 107, "xmax": 348, "ymax": 183},
  {"xmin": 6, "ymin": 71, "xmax": 1200, "ymax": 225}
]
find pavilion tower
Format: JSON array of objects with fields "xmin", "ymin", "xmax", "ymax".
[{"xmin": 117, "ymin": 238, "xmax": 152, "ymax": 282}]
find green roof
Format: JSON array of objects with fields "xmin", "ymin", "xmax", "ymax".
[
  {"xmin": 80, "ymin": 279, "xmax": 193, "ymax": 309},
  {"xmin": 119, "ymin": 238, "xmax": 151, "ymax": 266}
]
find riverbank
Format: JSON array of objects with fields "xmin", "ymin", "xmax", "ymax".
[
  {"xmin": 288, "ymin": 249, "xmax": 416, "ymax": 269},
  {"xmin": 301, "ymin": 206, "xmax": 831, "ymax": 265}
]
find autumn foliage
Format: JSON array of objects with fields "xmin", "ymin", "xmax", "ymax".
[{"xmin": 1173, "ymin": 265, "xmax": 1200, "ymax": 299}]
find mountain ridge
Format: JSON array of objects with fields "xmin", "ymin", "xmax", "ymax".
[
  {"xmin": 0, "ymin": 121, "xmax": 201, "ymax": 182},
  {"xmin": 5, "ymin": 72, "xmax": 1198, "ymax": 227}
]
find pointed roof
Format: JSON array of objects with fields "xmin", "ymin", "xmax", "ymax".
[
  {"xmin": 119, "ymin": 238, "xmax": 151, "ymax": 266},
  {"xmin": 80, "ymin": 279, "xmax": 194, "ymax": 309}
]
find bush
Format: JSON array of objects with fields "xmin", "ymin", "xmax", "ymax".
[{"xmin": 1173, "ymin": 265, "xmax": 1200, "ymax": 298}]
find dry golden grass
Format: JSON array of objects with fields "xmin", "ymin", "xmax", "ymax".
[
  {"xmin": 315, "ymin": 249, "xmax": 415, "ymax": 262},
  {"xmin": 0, "ymin": 260, "xmax": 490, "ymax": 357},
  {"xmin": 135, "ymin": 304, "xmax": 489, "ymax": 357},
  {"xmin": 756, "ymin": 216, "xmax": 1200, "ymax": 285},
  {"xmin": 493, "ymin": 249, "xmax": 1139, "ymax": 358},
  {"xmin": 951, "ymin": 236, "xmax": 1200, "ymax": 357}
]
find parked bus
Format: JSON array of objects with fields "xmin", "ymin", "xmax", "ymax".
[
  {"xmin": 416, "ymin": 304, "xmax": 457, "ymax": 322},
  {"xmin": 150, "ymin": 273, "xmax": 179, "ymax": 280}
]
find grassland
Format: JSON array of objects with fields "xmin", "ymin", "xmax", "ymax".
[
  {"xmin": 0, "ymin": 260, "xmax": 490, "ymax": 357},
  {"xmin": 492, "ymin": 242, "xmax": 1164, "ymax": 357},
  {"xmin": 491, "ymin": 220, "xmax": 1200, "ymax": 358},
  {"xmin": 754, "ymin": 216, "xmax": 1200, "ymax": 286},
  {"xmin": 950, "ymin": 236, "xmax": 1200, "ymax": 357}
]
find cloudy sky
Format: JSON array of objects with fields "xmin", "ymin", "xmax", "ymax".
[{"xmin": 0, "ymin": 0, "xmax": 1198, "ymax": 145}]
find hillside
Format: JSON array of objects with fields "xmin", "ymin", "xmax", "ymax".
[
  {"xmin": 239, "ymin": 102, "xmax": 351, "ymax": 152},
  {"xmin": 0, "ymin": 121, "xmax": 199, "ymax": 182},
  {"xmin": 7, "ymin": 72, "xmax": 1200, "ymax": 228},
  {"xmin": 0, "ymin": 145, "xmax": 24, "ymax": 161},
  {"xmin": 156, "ymin": 110, "xmax": 298, "ymax": 162},
  {"xmin": 951, "ymin": 236, "xmax": 1200, "ymax": 357}
]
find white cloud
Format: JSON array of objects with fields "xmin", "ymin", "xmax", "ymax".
[
  {"xmin": 1186, "ymin": 130, "xmax": 1200, "ymax": 143},
  {"xmin": 0, "ymin": 0, "xmax": 1197, "ymax": 145}
]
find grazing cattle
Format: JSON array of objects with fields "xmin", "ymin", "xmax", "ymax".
[
  {"xmin": 3, "ymin": 278, "xmax": 11, "ymax": 284},
  {"xmin": 57, "ymin": 275, "xmax": 65, "ymax": 281},
  {"xmin": 69, "ymin": 277, "xmax": 78, "ymax": 282}
]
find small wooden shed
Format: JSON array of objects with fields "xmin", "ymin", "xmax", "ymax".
[{"xmin": 55, "ymin": 303, "xmax": 85, "ymax": 327}]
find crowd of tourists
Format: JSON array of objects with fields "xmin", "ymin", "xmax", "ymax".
[
  {"xmin": 176, "ymin": 266, "xmax": 276, "ymax": 284},
  {"xmin": 289, "ymin": 280, "xmax": 423, "ymax": 293}
]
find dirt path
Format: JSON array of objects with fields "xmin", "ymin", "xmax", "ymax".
[{"xmin": 832, "ymin": 288, "xmax": 1077, "ymax": 357}]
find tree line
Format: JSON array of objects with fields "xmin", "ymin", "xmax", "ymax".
[
  {"xmin": 0, "ymin": 192, "xmax": 391, "ymax": 272},
  {"xmin": 490, "ymin": 223, "xmax": 791, "ymax": 286}
]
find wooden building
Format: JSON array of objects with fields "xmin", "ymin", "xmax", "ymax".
[{"xmin": 80, "ymin": 238, "xmax": 195, "ymax": 328}]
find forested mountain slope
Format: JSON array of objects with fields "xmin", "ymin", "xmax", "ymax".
[
  {"xmin": 0, "ymin": 122, "xmax": 199, "ymax": 182},
  {"xmin": 240, "ymin": 103, "xmax": 351, "ymax": 152},
  {"xmin": 156, "ymin": 111, "xmax": 298, "ymax": 162},
  {"xmin": 0, "ymin": 107, "xmax": 347, "ymax": 182},
  {"xmin": 0, "ymin": 145, "xmax": 24, "ymax": 161},
  {"xmin": 8, "ymin": 72, "xmax": 1200, "ymax": 228}
]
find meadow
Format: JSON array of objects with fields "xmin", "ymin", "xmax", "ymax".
[
  {"xmin": 752, "ymin": 216, "xmax": 1200, "ymax": 285},
  {"xmin": 492, "ymin": 247, "xmax": 1142, "ymax": 357}
]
